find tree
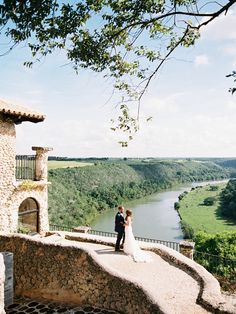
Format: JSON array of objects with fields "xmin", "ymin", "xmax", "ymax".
[
  {"xmin": 220, "ymin": 179, "xmax": 236, "ymax": 220},
  {"xmin": 203, "ymin": 196, "xmax": 215, "ymax": 206},
  {"xmin": 1, "ymin": 0, "xmax": 236, "ymax": 143}
]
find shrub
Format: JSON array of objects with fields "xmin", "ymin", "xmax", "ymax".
[
  {"xmin": 209, "ymin": 185, "xmax": 219, "ymax": 191},
  {"xmin": 194, "ymin": 231, "xmax": 236, "ymax": 282},
  {"xmin": 181, "ymin": 221, "xmax": 194, "ymax": 239},
  {"xmin": 178, "ymin": 191, "xmax": 188, "ymax": 200},
  {"xmin": 174, "ymin": 202, "xmax": 180, "ymax": 210},
  {"xmin": 203, "ymin": 196, "xmax": 216, "ymax": 206}
]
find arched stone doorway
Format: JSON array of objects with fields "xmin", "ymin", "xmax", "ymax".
[{"xmin": 18, "ymin": 198, "xmax": 39, "ymax": 233}]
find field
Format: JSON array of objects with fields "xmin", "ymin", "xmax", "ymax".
[
  {"xmin": 48, "ymin": 160, "xmax": 93, "ymax": 170},
  {"xmin": 178, "ymin": 183, "xmax": 236, "ymax": 234}
]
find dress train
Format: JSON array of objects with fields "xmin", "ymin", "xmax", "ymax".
[{"xmin": 124, "ymin": 225, "xmax": 152, "ymax": 263}]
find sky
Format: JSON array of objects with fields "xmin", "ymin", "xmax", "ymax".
[{"xmin": 1, "ymin": 6, "xmax": 236, "ymax": 158}]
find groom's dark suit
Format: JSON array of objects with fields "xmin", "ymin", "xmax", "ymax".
[{"xmin": 115, "ymin": 211, "xmax": 125, "ymax": 251}]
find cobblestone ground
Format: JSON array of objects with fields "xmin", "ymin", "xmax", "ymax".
[{"xmin": 5, "ymin": 297, "xmax": 121, "ymax": 314}]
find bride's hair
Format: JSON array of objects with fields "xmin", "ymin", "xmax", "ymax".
[{"xmin": 126, "ymin": 209, "xmax": 132, "ymax": 216}]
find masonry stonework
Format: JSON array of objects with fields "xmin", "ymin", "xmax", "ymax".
[
  {"xmin": 5, "ymin": 186, "xmax": 49, "ymax": 233},
  {"xmin": 0, "ymin": 234, "xmax": 162, "ymax": 314},
  {"xmin": 0, "ymin": 104, "xmax": 50, "ymax": 234},
  {"xmin": 0, "ymin": 118, "xmax": 16, "ymax": 233}
]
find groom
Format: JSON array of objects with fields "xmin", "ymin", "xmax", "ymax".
[{"xmin": 114, "ymin": 205, "xmax": 125, "ymax": 251}]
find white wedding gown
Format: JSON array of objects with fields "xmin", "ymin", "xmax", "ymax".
[{"xmin": 124, "ymin": 223, "xmax": 152, "ymax": 263}]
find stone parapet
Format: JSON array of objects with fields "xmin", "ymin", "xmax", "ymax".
[
  {"xmin": 0, "ymin": 232, "xmax": 235, "ymax": 314},
  {"xmin": 72, "ymin": 226, "xmax": 91, "ymax": 233},
  {"xmin": 50, "ymin": 231, "xmax": 235, "ymax": 314},
  {"xmin": 0, "ymin": 234, "xmax": 162, "ymax": 314}
]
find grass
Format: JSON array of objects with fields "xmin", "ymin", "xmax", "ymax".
[
  {"xmin": 178, "ymin": 183, "xmax": 236, "ymax": 234},
  {"xmin": 48, "ymin": 160, "xmax": 94, "ymax": 170}
]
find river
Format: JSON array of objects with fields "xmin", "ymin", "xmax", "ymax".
[{"xmin": 91, "ymin": 180, "xmax": 228, "ymax": 242}]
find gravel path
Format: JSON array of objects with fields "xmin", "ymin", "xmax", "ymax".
[{"xmin": 65, "ymin": 240, "xmax": 211, "ymax": 314}]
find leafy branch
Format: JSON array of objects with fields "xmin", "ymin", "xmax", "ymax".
[{"xmin": 226, "ymin": 71, "xmax": 236, "ymax": 94}]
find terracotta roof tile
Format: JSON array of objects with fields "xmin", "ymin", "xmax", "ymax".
[{"xmin": 0, "ymin": 99, "xmax": 45, "ymax": 123}]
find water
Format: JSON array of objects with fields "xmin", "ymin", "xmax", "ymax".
[{"xmin": 91, "ymin": 180, "xmax": 228, "ymax": 242}]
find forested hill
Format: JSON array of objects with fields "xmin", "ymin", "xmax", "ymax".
[{"xmin": 48, "ymin": 160, "xmax": 228, "ymax": 227}]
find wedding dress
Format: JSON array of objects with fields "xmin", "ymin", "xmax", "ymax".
[{"xmin": 124, "ymin": 222, "xmax": 152, "ymax": 263}]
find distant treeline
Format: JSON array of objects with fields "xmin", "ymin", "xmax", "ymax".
[
  {"xmin": 215, "ymin": 160, "xmax": 236, "ymax": 178},
  {"xmin": 48, "ymin": 156, "xmax": 109, "ymax": 161},
  {"xmin": 48, "ymin": 160, "xmax": 228, "ymax": 227}
]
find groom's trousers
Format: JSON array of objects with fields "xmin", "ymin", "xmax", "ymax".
[{"xmin": 115, "ymin": 230, "xmax": 125, "ymax": 251}]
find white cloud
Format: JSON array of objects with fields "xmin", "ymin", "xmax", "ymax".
[
  {"xmin": 226, "ymin": 100, "xmax": 236, "ymax": 110},
  {"xmin": 194, "ymin": 54, "xmax": 210, "ymax": 67},
  {"xmin": 201, "ymin": 9, "xmax": 236, "ymax": 41},
  {"xmin": 220, "ymin": 45, "xmax": 236, "ymax": 66},
  {"xmin": 222, "ymin": 46, "xmax": 236, "ymax": 56}
]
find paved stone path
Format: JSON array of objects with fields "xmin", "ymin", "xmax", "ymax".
[{"xmin": 64, "ymin": 239, "xmax": 211, "ymax": 314}]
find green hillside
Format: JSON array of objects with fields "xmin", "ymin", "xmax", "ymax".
[{"xmin": 48, "ymin": 160, "xmax": 228, "ymax": 227}]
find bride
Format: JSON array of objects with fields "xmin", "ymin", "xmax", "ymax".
[{"xmin": 123, "ymin": 209, "xmax": 152, "ymax": 263}]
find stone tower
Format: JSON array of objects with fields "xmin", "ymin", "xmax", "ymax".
[{"xmin": 0, "ymin": 100, "xmax": 52, "ymax": 234}]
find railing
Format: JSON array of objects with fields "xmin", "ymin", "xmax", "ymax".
[
  {"xmin": 50, "ymin": 224, "xmax": 74, "ymax": 232},
  {"xmin": 49, "ymin": 224, "xmax": 180, "ymax": 252},
  {"xmin": 194, "ymin": 250, "xmax": 236, "ymax": 280},
  {"xmin": 15, "ymin": 155, "xmax": 36, "ymax": 180},
  {"xmin": 134, "ymin": 235, "xmax": 180, "ymax": 251},
  {"xmin": 88, "ymin": 229, "xmax": 117, "ymax": 238}
]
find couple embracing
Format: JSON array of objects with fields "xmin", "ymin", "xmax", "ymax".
[{"xmin": 114, "ymin": 206, "xmax": 152, "ymax": 263}]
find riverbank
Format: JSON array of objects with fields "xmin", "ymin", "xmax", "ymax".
[{"xmin": 178, "ymin": 182, "xmax": 236, "ymax": 237}]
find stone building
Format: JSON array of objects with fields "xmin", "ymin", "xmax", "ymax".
[{"xmin": 0, "ymin": 100, "xmax": 52, "ymax": 234}]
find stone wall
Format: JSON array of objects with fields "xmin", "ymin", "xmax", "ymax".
[
  {"xmin": 0, "ymin": 253, "xmax": 5, "ymax": 314},
  {"xmin": 0, "ymin": 234, "xmax": 162, "ymax": 314},
  {"xmin": 0, "ymin": 118, "xmax": 16, "ymax": 232}
]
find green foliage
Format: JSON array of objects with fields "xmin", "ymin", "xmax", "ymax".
[
  {"xmin": 17, "ymin": 224, "xmax": 31, "ymax": 234},
  {"xmin": 194, "ymin": 231, "xmax": 236, "ymax": 281},
  {"xmin": 181, "ymin": 221, "xmax": 194, "ymax": 239},
  {"xmin": 174, "ymin": 202, "xmax": 180, "ymax": 210},
  {"xmin": 0, "ymin": 1, "xmax": 234, "ymax": 141},
  {"xmin": 209, "ymin": 185, "xmax": 219, "ymax": 191},
  {"xmin": 226, "ymin": 71, "xmax": 236, "ymax": 94},
  {"xmin": 220, "ymin": 179, "xmax": 236, "ymax": 220},
  {"xmin": 203, "ymin": 196, "xmax": 216, "ymax": 206},
  {"xmin": 178, "ymin": 191, "xmax": 188, "ymax": 200},
  {"xmin": 48, "ymin": 160, "xmax": 228, "ymax": 227}
]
